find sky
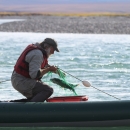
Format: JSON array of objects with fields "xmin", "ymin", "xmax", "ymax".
[
  {"xmin": 0, "ymin": 0, "xmax": 130, "ymax": 13},
  {"xmin": 0, "ymin": 0, "xmax": 130, "ymax": 5}
]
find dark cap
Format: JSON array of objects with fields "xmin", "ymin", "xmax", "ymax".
[{"xmin": 43, "ymin": 38, "xmax": 59, "ymax": 52}]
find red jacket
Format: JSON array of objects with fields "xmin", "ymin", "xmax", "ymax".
[{"xmin": 14, "ymin": 44, "xmax": 48, "ymax": 78}]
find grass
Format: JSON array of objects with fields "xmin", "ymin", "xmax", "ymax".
[{"xmin": 0, "ymin": 12, "xmax": 130, "ymax": 17}]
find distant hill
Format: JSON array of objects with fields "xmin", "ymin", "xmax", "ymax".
[{"xmin": 0, "ymin": 0, "xmax": 130, "ymax": 13}]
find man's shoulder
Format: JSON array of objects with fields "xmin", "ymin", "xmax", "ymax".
[
  {"xmin": 28, "ymin": 49, "xmax": 43, "ymax": 56},
  {"xmin": 25, "ymin": 49, "xmax": 44, "ymax": 62}
]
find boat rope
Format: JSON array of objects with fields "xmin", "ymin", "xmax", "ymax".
[
  {"xmin": 91, "ymin": 85, "xmax": 121, "ymax": 100},
  {"xmin": 59, "ymin": 68, "xmax": 82, "ymax": 81},
  {"xmin": 59, "ymin": 68, "xmax": 121, "ymax": 100}
]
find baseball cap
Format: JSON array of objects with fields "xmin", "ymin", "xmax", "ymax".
[{"xmin": 43, "ymin": 38, "xmax": 59, "ymax": 52}]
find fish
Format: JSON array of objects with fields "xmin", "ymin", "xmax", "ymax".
[{"xmin": 50, "ymin": 78, "xmax": 78, "ymax": 95}]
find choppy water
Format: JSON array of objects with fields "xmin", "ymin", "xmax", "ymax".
[{"xmin": 0, "ymin": 32, "xmax": 130, "ymax": 101}]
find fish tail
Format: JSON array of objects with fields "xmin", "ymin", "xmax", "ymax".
[{"xmin": 74, "ymin": 84, "xmax": 79, "ymax": 87}]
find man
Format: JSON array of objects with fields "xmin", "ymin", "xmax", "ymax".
[{"xmin": 11, "ymin": 38, "xmax": 59, "ymax": 102}]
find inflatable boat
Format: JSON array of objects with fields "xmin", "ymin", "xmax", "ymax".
[{"xmin": 0, "ymin": 95, "xmax": 130, "ymax": 127}]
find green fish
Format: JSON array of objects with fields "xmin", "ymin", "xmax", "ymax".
[{"xmin": 50, "ymin": 78, "xmax": 78, "ymax": 95}]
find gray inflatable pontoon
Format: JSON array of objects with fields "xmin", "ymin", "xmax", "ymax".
[{"xmin": 0, "ymin": 100, "xmax": 130, "ymax": 127}]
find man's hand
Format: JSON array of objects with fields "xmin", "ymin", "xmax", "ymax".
[
  {"xmin": 49, "ymin": 65, "xmax": 58, "ymax": 73},
  {"xmin": 40, "ymin": 65, "xmax": 57, "ymax": 76}
]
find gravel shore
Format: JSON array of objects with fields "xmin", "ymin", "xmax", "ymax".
[{"xmin": 0, "ymin": 15, "xmax": 130, "ymax": 34}]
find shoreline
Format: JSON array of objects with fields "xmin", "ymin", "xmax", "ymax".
[
  {"xmin": 0, "ymin": 12, "xmax": 130, "ymax": 17},
  {"xmin": 0, "ymin": 15, "xmax": 130, "ymax": 34}
]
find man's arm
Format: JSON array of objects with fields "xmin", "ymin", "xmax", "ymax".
[{"xmin": 40, "ymin": 65, "xmax": 58, "ymax": 77}]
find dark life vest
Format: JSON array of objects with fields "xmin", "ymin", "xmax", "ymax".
[{"xmin": 14, "ymin": 44, "xmax": 48, "ymax": 78}]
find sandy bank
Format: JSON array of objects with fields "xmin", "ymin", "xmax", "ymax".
[{"xmin": 0, "ymin": 15, "xmax": 130, "ymax": 34}]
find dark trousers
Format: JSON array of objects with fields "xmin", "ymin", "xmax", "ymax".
[{"xmin": 30, "ymin": 81, "xmax": 53, "ymax": 102}]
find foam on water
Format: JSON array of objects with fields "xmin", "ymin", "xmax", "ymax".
[{"xmin": 0, "ymin": 32, "xmax": 130, "ymax": 101}]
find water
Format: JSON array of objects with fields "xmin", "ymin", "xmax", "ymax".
[
  {"xmin": 0, "ymin": 19, "xmax": 24, "ymax": 25},
  {"xmin": 0, "ymin": 32, "xmax": 130, "ymax": 101}
]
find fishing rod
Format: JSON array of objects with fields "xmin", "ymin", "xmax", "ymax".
[
  {"xmin": 0, "ymin": 79, "xmax": 10, "ymax": 83},
  {"xmin": 59, "ymin": 68, "xmax": 121, "ymax": 100}
]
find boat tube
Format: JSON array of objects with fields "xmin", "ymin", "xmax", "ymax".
[{"xmin": 0, "ymin": 99, "xmax": 130, "ymax": 127}]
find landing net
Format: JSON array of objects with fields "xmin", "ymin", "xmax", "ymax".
[{"xmin": 45, "ymin": 68, "xmax": 78, "ymax": 95}]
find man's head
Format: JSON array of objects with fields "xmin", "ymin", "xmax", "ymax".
[
  {"xmin": 40, "ymin": 38, "xmax": 59, "ymax": 52},
  {"xmin": 40, "ymin": 38, "xmax": 59, "ymax": 58}
]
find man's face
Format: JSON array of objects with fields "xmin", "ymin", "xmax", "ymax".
[
  {"xmin": 50, "ymin": 46, "xmax": 55, "ymax": 54},
  {"xmin": 46, "ymin": 46, "xmax": 55, "ymax": 58}
]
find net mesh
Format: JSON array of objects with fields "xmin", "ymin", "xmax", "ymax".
[{"xmin": 45, "ymin": 69, "xmax": 78, "ymax": 95}]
